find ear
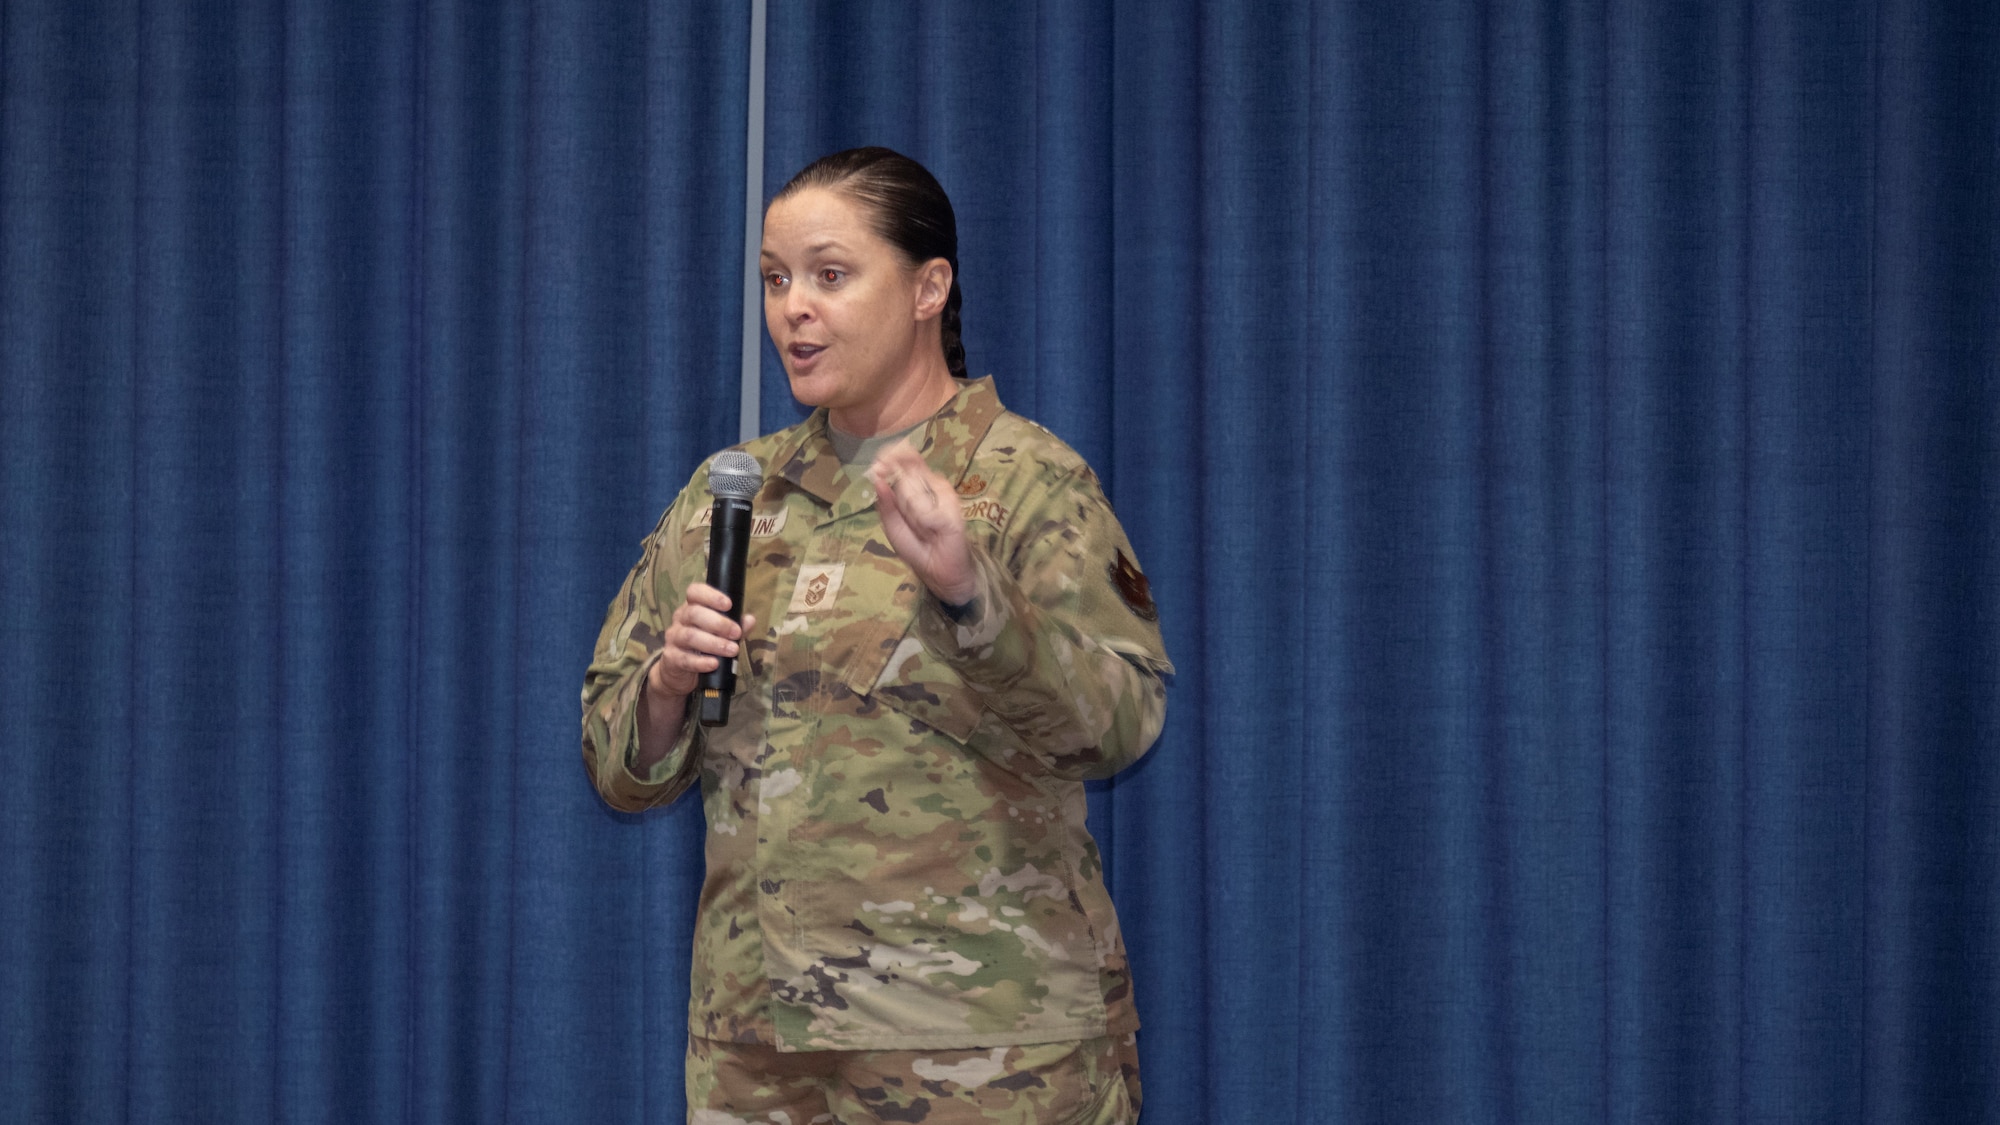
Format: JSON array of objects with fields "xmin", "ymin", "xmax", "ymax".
[{"xmin": 912, "ymin": 258, "xmax": 952, "ymax": 322}]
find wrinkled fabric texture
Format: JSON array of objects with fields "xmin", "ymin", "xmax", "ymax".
[
  {"xmin": 583, "ymin": 377, "xmax": 1173, "ymax": 1052},
  {"xmin": 685, "ymin": 1033, "xmax": 1140, "ymax": 1125}
]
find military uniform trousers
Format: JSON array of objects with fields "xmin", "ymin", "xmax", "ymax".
[{"xmin": 687, "ymin": 1032, "xmax": 1141, "ymax": 1125}]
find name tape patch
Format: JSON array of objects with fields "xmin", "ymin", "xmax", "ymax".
[
  {"xmin": 687, "ymin": 507, "xmax": 788, "ymax": 538},
  {"xmin": 960, "ymin": 497, "xmax": 1012, "ymax": 531}
]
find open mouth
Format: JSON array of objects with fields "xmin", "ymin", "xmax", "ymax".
[{"xmin": 788, "ymin": 343, "xmax": 826, "ymax": 366}]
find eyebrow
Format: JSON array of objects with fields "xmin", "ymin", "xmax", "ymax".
[
  {"xmin": 760, "ymin": 238, "xmax": 851, "ymax": 263},
  {"xmin": 752, "ymin": 237, "xmax": 840, "ymax": 255}
]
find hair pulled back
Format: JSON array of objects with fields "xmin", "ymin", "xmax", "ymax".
[{"xmin": 775, "ymin": 147, "xmax": 966, "ymax": 381}]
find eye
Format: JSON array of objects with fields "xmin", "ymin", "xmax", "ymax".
[
  {"xmin": 763, "ymin": 271, "xmax": 788, "ymax": 291},
  {"xmin": 818, "ymin": 267, "xmax": 843, "ymax": 285}
]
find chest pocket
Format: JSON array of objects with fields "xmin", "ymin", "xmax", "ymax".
[
  {"xmin": 822, "ymin": 531, "xmax": 986, "ymax": 745},
  {"xmin": 862, "ymin": 628, "xmax": 984, "ymax": 744}
]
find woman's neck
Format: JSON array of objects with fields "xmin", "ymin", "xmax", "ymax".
[{"xmin": 828, "ymin": 358, "xmax": 957, "ymax": 436}]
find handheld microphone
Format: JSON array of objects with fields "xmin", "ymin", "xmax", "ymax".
[{"xmin": 697, "ymin": 451, "xmax": 762, "ymax": 727}]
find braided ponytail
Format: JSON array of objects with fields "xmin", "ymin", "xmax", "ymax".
[
  {"xmin": 776, "ymin": 147, "xmax": 966, "ymax": 379},
  {"xmin": 939, "ymin": 277, "xmax": 967, "ymax": 380}
]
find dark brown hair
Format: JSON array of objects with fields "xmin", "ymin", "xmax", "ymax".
[{"xmin": 775, "ymin": 147, "xmax": 966, "ymax": 380}]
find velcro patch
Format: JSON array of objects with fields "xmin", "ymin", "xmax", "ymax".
[
  {"xmin": 960, "ymin": 496, "xmax": 1012, "ymax": 531},
  {"xmin": 1110, "ymin": 549, "xmax": 1158, "ymax": 622},
  {"xmin": 788, "ymin": 563, "xmax": 845, "ymax": 613},
  {"xmin": 686, "ymin": 506, "xmax": 789, "ymax": 538}
]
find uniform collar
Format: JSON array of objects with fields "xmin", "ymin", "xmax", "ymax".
[{"xmin": 772, "ymin": 377, "xmax": 1006, "ymax": 517}]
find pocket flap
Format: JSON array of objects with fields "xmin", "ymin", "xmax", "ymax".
[{"xmin": 850, "ymin": 626, "xmax": 984, "ymax": 744}]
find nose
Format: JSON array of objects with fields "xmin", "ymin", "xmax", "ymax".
[{"xmin": 781, "ymin": 283, "xmax": 813, "ymax": 325}]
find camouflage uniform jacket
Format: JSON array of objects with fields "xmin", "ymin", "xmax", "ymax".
[{"xmin": 581, "ymin": 376, "xmax": 1173, "ymax": 1052}]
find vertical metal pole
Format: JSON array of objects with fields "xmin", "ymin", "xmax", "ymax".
[{"xmin": 738, "ymin": 0, "xmax": 767, "ymax": 443}]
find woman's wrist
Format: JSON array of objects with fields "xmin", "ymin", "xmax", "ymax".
[
  {"xmin": 932, "ymin": 551, "xmax": 982, "ymax": 618},
  {"xmin": 635, "ymin": 661, "xmax": 691, "ymax": 770}
]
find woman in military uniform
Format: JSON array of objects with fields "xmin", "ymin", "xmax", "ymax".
[{"xmin": 583, "ymin": 147, "xmax": 1172, "ymax": 1124}]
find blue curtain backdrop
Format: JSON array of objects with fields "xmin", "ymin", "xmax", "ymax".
[
  {"xmin": 3, "ymin": 1, "xmax": 1996, "ymax": 1123},
  {"xmin": 761, "ymin": 0, "xmax": 1996, "ymax": 1121},
  {"xmin": 0, "ymin": 1, "xmax": 747, "ymax": 1121}
]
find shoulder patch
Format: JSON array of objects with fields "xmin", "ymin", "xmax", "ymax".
[{"xmin": 1110, "ymin": 549, "xmax": 1159, "ymax": 622}]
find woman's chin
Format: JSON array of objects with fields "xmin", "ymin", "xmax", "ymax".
[{"xmin": 785, "ymin": 370, "xmax": 843, "ymax": 410}]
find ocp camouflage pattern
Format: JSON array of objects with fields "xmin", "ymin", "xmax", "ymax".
[
  {"xmin": 582, "ymin": 377, "xmax": 1173, "ymax": 1052},
  {"xmin": 685, "ymin": 1032, "xmax": 1140, "ymax": 1123}
]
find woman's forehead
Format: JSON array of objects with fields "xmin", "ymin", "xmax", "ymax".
[{"xmin": 762, "ymin": 187, "xmax": 879, "ymax": 253}]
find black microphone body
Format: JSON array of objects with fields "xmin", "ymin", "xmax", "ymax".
[
  {"xmin": 696, "ymin": 494, "xmax": 751, "ymax": 725},
  {"xmin": 696, "ymin": 453, "xmax": 761, "ymax": 726}
]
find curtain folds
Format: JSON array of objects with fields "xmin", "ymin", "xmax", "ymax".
[
  {"xmin": 1, "ymin": 1, "xmax": 745, "ymax": 1120},
  {"xmin": 1, "ymin": 0, "xmax": 1994, "ymax": 1122},
  {"xmin": 762, "ymin": 1, "xmax": 1996, "ymax": 1122}
]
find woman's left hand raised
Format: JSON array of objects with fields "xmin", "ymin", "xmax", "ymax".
[{"xmin": 868, "ymin": 441, "xmax": 978, "ymax": 607}]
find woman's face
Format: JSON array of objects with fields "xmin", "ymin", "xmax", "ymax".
[{"xmin": 760, "ymin": 186, "xmax": 947, "ymax": 433}]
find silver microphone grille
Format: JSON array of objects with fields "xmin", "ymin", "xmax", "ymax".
[{"xmin": 707, "ymin": 451, "xmax": 763, "ymax": 500}]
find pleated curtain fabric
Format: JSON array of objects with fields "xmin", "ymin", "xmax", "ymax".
[
  {"xmin": 3, "ymin": 0, "xmax": 1996, "ymax": 1122},
  {"xmin": 0, "ymin": 1, "xmax": 747, "ymax": 1120},
  {"xmin": 762, "ymin": 4, "xmax": 1997, "ymax": 1117}
]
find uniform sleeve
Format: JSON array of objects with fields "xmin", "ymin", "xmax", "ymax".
[
  {"xmin": 910, "ymin": 464, "xmax": 1173, "ymax": 781},
  {"xmin": 580, "ymin": 491, "xmax": 705, "ymax": 812}
]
